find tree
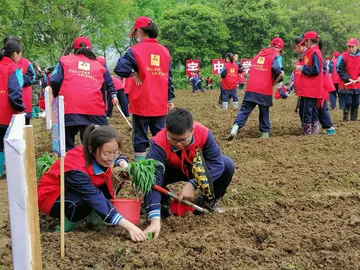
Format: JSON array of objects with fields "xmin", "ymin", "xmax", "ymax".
[{"xmin": 160, "ymin": 4, "xmax": 230, "ymax": 67}]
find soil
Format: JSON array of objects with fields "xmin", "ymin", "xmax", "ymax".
[{"xmin": 1, "ymin": 90, "xmax": 360, "ymax": 270}]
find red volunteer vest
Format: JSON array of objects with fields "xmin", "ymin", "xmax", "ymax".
[
  {"xmin": 37, "ymin": 146, "xmax": 114, "ymax": 215},
  {"xmin": 0, "ymin": 57, "xmax": 22, "ymax": 125},
  {"xmin": 246, "ymin": 47, "xmax": 279, "ymax": 96},
  {"xmin": 96, "ymin": 56, "xmax": 106, "ymax": 67},
  {"xmin": 111, "ymin": 75, "xmax": 124, "ymax": 91},
  {"xmin": 59, "ymin": 54, "xmax": 106, "ymax": 115},
  {"xmin": 123, "ymin": 77, "xmax": 133, "ymax": 94},
  {"xmin": 339, "ymin": 51, "xmax": 360, "ymax": 90},
  {"xmin": 324, "ymin": 69, "xmax": 335, "ymax": 94},
  {"xmin": 297, "ymin": 46, "xmax": 324, "ymax": 98},
  {"xmin": 238, "ymin": 72, "xmax": 245, "ymax": 84},
  {"xmin": 331, "ymin": 58, "xmax": 340, "ymax": 84},
  {"xmin": 130, "ymin": 38, "xmax": 170, "ymax": 116},
  {"xmin": 152, "ymin": 123, "xmax": 208, "ymax": 179},
  {"xmin": 18, "ymin": 57, "xmax": 32, "ymax": 113},
  {"xmin": 221, "ymin": 62, "xmax": 239, "ymax": 90},
  {"xmin": 293, "ymin": 59, "xmax": 302, "ymax": 94}
]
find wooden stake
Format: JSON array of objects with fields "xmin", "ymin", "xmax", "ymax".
[
  {"xmin": 229, "ymin": 109, "xmax": 233, "ymax": 129},
  {"xmin": 23, "ymin": 126, "xmax": 42, "ymax": 270},
  {"xmin": 60, "ymin": 156, "xmax": 65, "ymax": 258}
]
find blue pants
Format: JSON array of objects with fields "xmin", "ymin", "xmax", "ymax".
[
  {"xmin": 107, "ymin": 90, "xmax": 129, "ymax": 118},
  {"xmin": 317, "ymin": 101, "xmax": 333, "ymax": 129},
  {"xmin": 192, "ymin": 81, "xmax": 204, "ymax": 93},
  {"xmin": 222, "ymin": 89, "xmax": 238, "ymax": 102},
  {"xmin": 132, "ymin": 114, "xmax": 166, "ymax": 152},
  {"xmin": 0, "ymin": 126, "xmax": 7, "ymax": 152},
  {"xmin": 299, "ymin": 97, "xmax": 318, "ymax": 124},
  {"xmin": 162, "ymin": 155, "xmax": 234, "ymax": 200},
  {"xmin": 329, "ymin": 84, "xmax": 345, "ymax": 109},
  {"xmin": 234, "ymin": 100, "xmax": 270, "ymax": 132},
  {"xmin": 344, "ymin": 93, "xmax": 360, "ymax": 109}
]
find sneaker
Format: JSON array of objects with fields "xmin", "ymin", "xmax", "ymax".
[
  {"xmin": 227, "ymin": 124, "xmax": 239, "ymax": 141},
  {"xmin": 259, "ymin": 132, "xmax": 269, "ymax": 139},
  {"xmin": 325, "ymin": 127, "xmax": 335, "ymax": 135}
]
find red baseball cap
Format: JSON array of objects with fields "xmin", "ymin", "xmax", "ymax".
[
  {"xmin": 346, "ymin": 38, "xmax": 359, "ymax": 46},
  {"xmin": 270, "ymin": 37, "xmax": 284, "ymax": 49},
  {"xmin": 73, "ymin": 36, "xmax": 92, "ymax": 49},
  {"xmin": 332, "ymin": 51, "xmax": 340, "ymax": 57},
  {"xmin": 130, "ymin": 16, "xmax": 152, "ymax": 36},
  {"xmin": 299, "ymin": 31, "xmax": 319, "ymax": 45}
]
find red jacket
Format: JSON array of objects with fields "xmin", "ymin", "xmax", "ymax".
[
  {"xmin": 152, "ymin": 123, "xmax": 208, "ymax": 179},
  {"xmin": 37, "ymin": 146, "xmax": 114, "ymax": 215},
  {"xmin": 130, "ymin": 38, "xmax": 171, "ymax": 116},
  {"xmin": 339, "ymin": 51, "xmax": 360, "ymax": 90},
  {"xmin": 296, "ymin": 46, "xmax": 324, "ymax": 99},
  {"xmin": 222, "ymin": 62, "xmax": 239, "ymax": 90},
  {"xmin": 246, "ymin": 47, "xmax": 279, "ymax": 96},
  {"xmin": 331, "ymin": 58, "xmax": 340, "ymax": 84},
  {"xmin": 0, "ymin": 57, "xmax": 21, "ymax": 125},
  {"xmin": 59, "ymin": 54, "xmax": 106, "ymax": 115},
  {"xmin": 18, "ymin": 57, "xmax": 32, "ymax": 113},
  {"xmin": 111, "ymin": 75, "xmax": 124, "ymax": 91}
]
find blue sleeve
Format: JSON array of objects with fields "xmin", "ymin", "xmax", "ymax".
[
  {"xmin": 202, "ymin": 131, "xmax": 225, "ymax": 182},
  {"xmin": 337, "ymin": 56, "xmax": 350, "ymax": 82},
  {"xmin": 103, "ymin": 63, "xmax": 116, "ymax": 98},
  {"xmin": 301, "ymin": 54, "xmax": 321, "ymax": 76},
  {"xmin": 168, "ymin": 61, "xmax": 175, "ymax": 102},
  {"xmin": 114, "ymin": 49, "xmax": 137, "ymax": 78},
  {"xmin": 8, "ymin": 69, "xmax": 26, "ymax": 111},
  {"xmin": 220, "ymin": 66, "xmax": 227, "ymax": 78},
  {"xmin": 23, "ymin": 63, "xmax": 36, "ymax": 87},
  {"xmin": 288, "ymin": 72, "xmax": 295, "ymax": 93},
  {"xmin": 64, "ymin": 170, "xmax": 123, "ymax": 225},
  {"xmin": 272, "ymin": 56, "xmax": 283, "ymax": 81},
  {"xmin": 328, "ymin": 61, "xmax": 334, "ymax": 74},
  {"xmin": 144, "ymin": 142, "xmax": 167, "ymax": 219},
  {"xmin": 50, "ymin": 61, "xmax": 64, "ymax": 97}
]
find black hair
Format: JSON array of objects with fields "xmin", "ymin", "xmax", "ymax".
[
  {"xmin": 0, "ymin": 40, "xmax": 22, "ymax": 61},
  {"xmin": 310, "ymin": 38, "xmax": 320, "ymax": 45},
  {"xmin": 3, "ymin": 35, "xmax": 21, "ymax": 45},
  {"xmin": 318, "ymin": 38, "xmax": 323, "ymax": 51},
  {"xmin": 292, "ymin": 36, "xmax": 303, "ymax": 46},
  {"xmin": 226, "ymin": 52, "xmax": 234, "ymax": 63},
  {"xmin": 74, "ymin": 43, "xmax": 97, "ymax": 60},
  {"xmin": 83, "ymin": 125, "xmax": 121, "ymax": 165},
  {"xmin": 132, "ymin": 22, "xmax": 159, "ymax": 43},
  {"xmin": 166, "ymin": 108, "xmax": 193, "ymax": 135}
]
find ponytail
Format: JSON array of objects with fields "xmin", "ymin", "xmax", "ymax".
[
  {"xmin": 74, "ymin": 43, "xmax": 97, "ymax": 60},
  {"xmin": 82, "ymin": 125, "xmax": 122, "ymax": 165},
  {"xmin": 226, "ymin": 52, "xmax": 234, "ymax": 63},
  {"xmin": 0, "ymin": 48, "xmax": 4, "ymax": 61},
  {"xmin": 140, "ymin": 22, "xmax": 159, "ymax": 39},
  {"xmin": 0, "ymin": 41, "xmax": 22, "ymax": 61}
]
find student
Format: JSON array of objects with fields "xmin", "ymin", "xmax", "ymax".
[
  {"xmin": 107, "ymin": 75, "xmax": 129, "ymax": 118},
  {"xmin": 205, "ymin": 76, "xmax": 213, "ymax": 90},
  {"xmin": 329, "ymin": 52, "xmax": 344, "ymax": 109},
  {"xmin": 0, "ymin": 41, "xmax": 25, "ymax": 178},
  {"xmin": 228, "ymin": 38, "xmax": 284, "ymax": 140},
  {"xmin": 190, "ymin": 71, "xmax": 204, "ymax": 93},
  {"xmin": 3, "ymin": 35, "xmax": 35, "ymax": 125},
  {"xmin": 234, "ymin": 53, "xmax": 245, "ymax": 90},
  {"xmin": 50, "ymin": 36, "xmax": 118, "ymax": 151},
  {"xmin": 337, "ymin": 38, "xmax": 360, "ymax": 121},
  {"xmin": 114, "ymin": 16, "xmax": 175, "ymax": 161},
  {"xmin": 221, "ymin": 53, "xmax": 239, "ymax": 110},
  {"xmin": 143, "ymin": 108, "xmax": 234, "ymax": 238},
  {"xmin": 37, "ymin": 125, "xmax": 147, "ymax": 241}
]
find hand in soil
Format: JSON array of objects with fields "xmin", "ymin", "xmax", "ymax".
[
  {"xmin": 119, "ymin": 219, "xmax": 147, "ymax": 242},
  {"xmin": 143, "ymin": 218, "xmax": 161, "ymax": 239},
  {"xmin": 178, "ymin": 182, "xmax": 195, "ymax": 202}
]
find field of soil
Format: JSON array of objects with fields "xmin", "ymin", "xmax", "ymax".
[{"xmin": 1, "ymin": 90, "xmax": 360, "ymax": 270}]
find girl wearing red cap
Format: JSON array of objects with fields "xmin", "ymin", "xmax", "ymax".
[
  {"xmin": 114, "ymin": 16, "xmax": 175, "ymax": 161},
  {"xmin": 337, "ymin": 38, "xmax": 360, "ymax": 121},
  {"xmin": 294, "ymin": 31, "xmax": 324, "ymax": 135},
  {"xmin": 329, "ymin": 51, "xmax": 344, "ymax": 109},
  {"xmin": 228, "ymin": 37, "xmax": 284, "ymax": 140},
  {"xmin": 50, "ymin": 36, "xmax": 118, "ymax": 151}
]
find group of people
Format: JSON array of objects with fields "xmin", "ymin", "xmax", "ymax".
[{"xmin": 227, "ymin": 32, "xmax": 360, "ymax": 140}]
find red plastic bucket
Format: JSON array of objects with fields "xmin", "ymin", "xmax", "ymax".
[{"xmin": 110, "ymin": 199, "xmax": 142, "ymax": 225}]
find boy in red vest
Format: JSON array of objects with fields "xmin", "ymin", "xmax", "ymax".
[
  {"xmin": 337, "ymin": 38, "xmax": 360, "ymax": 121},
  {"xmin": 329, "ymin": 52, "xmax": 344, "ymax": 109},
  {"xmin": 143, "ymin": 108, "xmax": 234, "ymax": 238},
  {"xmin": 114, "ymin": 16, "xmax": 175, "ymax": 161},
  {"xmin": 3, "ymin": 35, "xmax": 36, "ymax": 125},
  {"xmin": 228, "ymin": 38, "xmax": 284, "ymax": 140},
  {"xmin": 221, "ymin": 53, "xmax": 239, "ymax": 110}
]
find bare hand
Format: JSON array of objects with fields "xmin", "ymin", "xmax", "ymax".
[
  {"xmin": 133, "ymin": 72, "xmax": 142, "ymax": 86},
  {"xmin": 167, "ymin": 102, "xmax": 174, "ymax": 111},
  {"xmin": 112, "ymin": 97, "xmax": 119, "ymax": 106},
  {"xmin": 119, "ymin": 219, "xmax": 147, "ymax": 242},
  {"xmin": 179, "ymin": 182, "xmax": 195, "ymax": 201},
  {"xmin": 143, "ymin": 218, "xmax": 161, "ymax": 239}
]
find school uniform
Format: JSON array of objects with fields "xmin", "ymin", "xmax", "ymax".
[
  {"xmin": 221, "ymin": 62, "xmax": 239, "ymax": 109},
  {"xmin": 107, "ymin": 75, "xmax": 129, "ymax": 118},
  {"xmin": 329, "ymin": 53, "xmax": 344, "ymax": 109}
]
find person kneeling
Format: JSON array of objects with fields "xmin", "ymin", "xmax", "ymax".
[{"xmin": 143, "ymin": 108, "xmax": 235, "ymax": 238}]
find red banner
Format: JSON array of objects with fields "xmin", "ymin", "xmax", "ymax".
[
  {"xmin": 185, "ymin": 59, "xmax": 200, "ymax": 76},
  {"xmin": 241, "ymin": 59, "xmax": 252, "ymax": 73},
  {"xmin": 212, "ymin": 59, "xmax": 225, "ymax": 75}
]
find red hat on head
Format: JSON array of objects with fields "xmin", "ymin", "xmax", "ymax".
[
  {"xmin": 346, "ymin": 38, "xmax": 359, "ymax": 46},
  {"xmin": 270, "ymin": 37, "xmax": 284, "ymax": 49},
  {"xmin": 73, "ymin": 36, "xmax": 92, "ymax": 49},
  {"xmin": 332, "ymin": 51, "xmax": 340, "ymax": 57},
  {"xmin": 130, "ymin": 16, "xmax": 152, "ymax": 36},
  {"xmin": 299, "ymin": 31, "xmax": 319, "ymax": 45}
]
